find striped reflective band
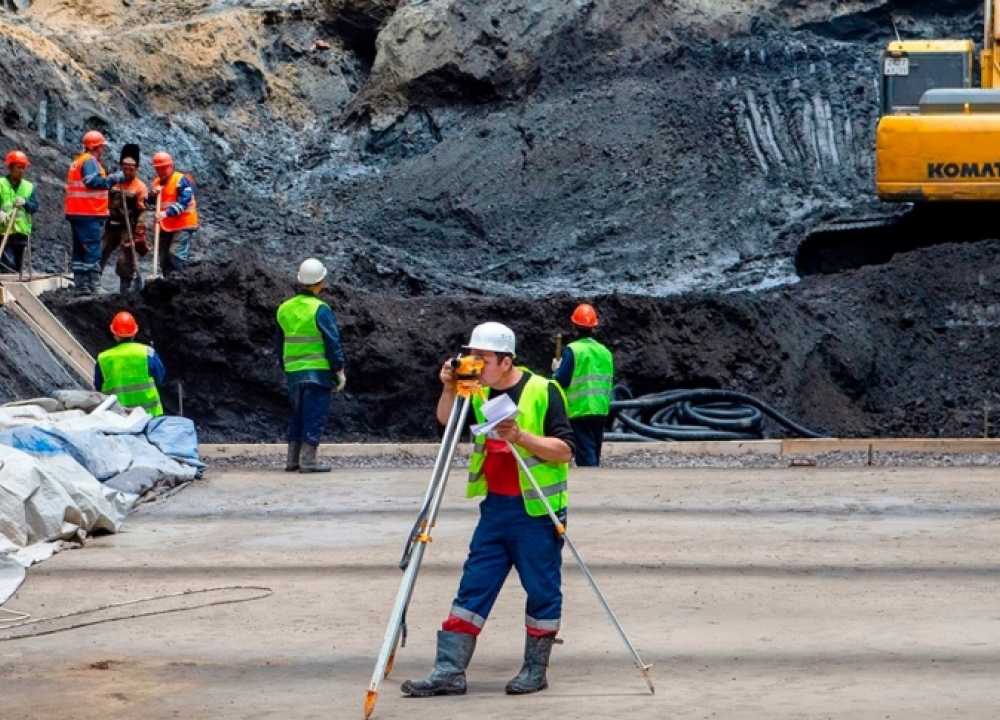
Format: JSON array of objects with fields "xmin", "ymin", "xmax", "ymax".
[
  {"xmin": 449, "ymin": 604, "xmax": 486, "ymax": 629},
  {"xmin": 106, "ymin": 381, "xmax": 155, "ymax": 394},
  {"xmin": 523, "ymin": 480, "xmax": 567, "ymax": 502},
  {"xmin": 526, "ymin": 614, "xmax": 560, "ymax": 632}
]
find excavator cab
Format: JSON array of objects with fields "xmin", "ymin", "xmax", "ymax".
[{"xmin": 876, "ymin": 2, "xmax": 1000, "ymax": 202}]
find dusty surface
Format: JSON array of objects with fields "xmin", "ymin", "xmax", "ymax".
[{"xmin": 4, "ymin": 465, "xmax": 1000, "ymax": 719}]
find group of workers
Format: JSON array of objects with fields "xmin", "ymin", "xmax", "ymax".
[{"xmin": 0, "ymin": 130, "xmax": 198, "ymax": 295}]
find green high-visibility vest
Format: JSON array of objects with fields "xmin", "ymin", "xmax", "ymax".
[
  {"xmin": 566, "ymin": 338, "xmax": 614, "ymax": 418},
  {"xmin": 467, "ymin": 372, "xmax": 569, "ymax": 517},
  {"xmin": 0, "ymin": 177, "xmax": 33, "ymax": 235},
  {"xmin": 277, "ymin": 294, "xmax": 332, "ymax": 373},
  {"xmin": 97, "ymin": 342, "xmax": 163, "ymax": 417}
]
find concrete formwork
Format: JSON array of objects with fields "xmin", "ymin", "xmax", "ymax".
[{"xmin": 3, "ymin": 465, "xmax": 1000, "ymax": 719}]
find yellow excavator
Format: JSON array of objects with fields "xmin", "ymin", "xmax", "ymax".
[
  {"xmin": 797, "ymin": 3, "xmax": 1000, "ymax": 275},
  {"xmin": 876, "ymin": 2, "xmax": 1000, "ymax": 201}
]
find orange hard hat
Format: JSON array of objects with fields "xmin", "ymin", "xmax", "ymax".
[
  {"xmin": 571, "ymin": 303, "xmax": 598, "ymax": 328},
  {"xmin": 82, "ymin": 130, "xmax": 106, "ymax": 150},
  {"xmin": 5, "ymin": 150, "xmax": 28, "ymax": 167},
  {"xmin": 110, "ymin": 311, "xmax": 139, "ymax": 338},
  {"xmin": 152, "ymin": 151, "xmax": 174, "ymax": 168}
]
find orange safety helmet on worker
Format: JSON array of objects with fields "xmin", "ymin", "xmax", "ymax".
[
  {"xmin": 5, "ymin": 150, "xmax": 29, "ymax": 168},
  {"xmin": 110, "ymin": 311, "xmax": 138, "ymax": 337},
  {"xmin": 65, "ymin": 131, "xmax": 111, "ymax": 217},
  {"xmin": 570, "ymin": 303, "xmax": 598, "ymax": 328},
  {"xmin": 151, "ymin": 152, "xmax": 198, "ymax": 233}
]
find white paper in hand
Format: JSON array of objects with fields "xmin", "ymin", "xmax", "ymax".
[{"xmin": 470, "ymin": 393, "xmax": 520, "ymax": 437}]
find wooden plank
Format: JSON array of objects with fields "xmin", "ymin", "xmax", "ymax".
[
  {"xmin": 3, "ymin": 281, "xmax": 94, "ymax": 385},
  {"xmin": 782, "ymin": 438, "xmax": 1000, "ymax": 455}
]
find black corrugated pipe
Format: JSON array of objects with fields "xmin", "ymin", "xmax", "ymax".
[{"xmin": 606, "ymin": 386, "xmax": 827, "ymax": 441}]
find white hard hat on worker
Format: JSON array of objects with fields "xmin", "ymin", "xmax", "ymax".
[
  {"xmin": 297, "ymin": 258, "xmax": 327, "ymax": 285},
  {"xmin": 461, "ymin": 321, "xmax": 517, "ymax": 388}
]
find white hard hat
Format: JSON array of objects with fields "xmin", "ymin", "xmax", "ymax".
[
  {"xmin": 297, "ymin": 258, "xmax": 327, "ymax": 285},
  {"xmin": 464, "ymin": 322, "xmax": 516, "ymax": 355}
]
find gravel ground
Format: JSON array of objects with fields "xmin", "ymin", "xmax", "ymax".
[{"xmin": 205, "ymin": 450, "xmax": 1000, "ymax": 471}]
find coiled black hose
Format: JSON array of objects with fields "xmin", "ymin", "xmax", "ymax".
[{"xmin": 607, "ymin": 386, "xmax": 826, "ymax": 441}]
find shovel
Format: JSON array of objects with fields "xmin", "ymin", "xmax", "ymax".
[
  {"xmin": 120, "ymin": 191, "xmax": 144, "ymax": 294},
  {"xmin": 0, "ymin": 207, "xmax": 19, "ymax": 274},
  {"xmin": 147, "ymin": 191, "xmax": 162, "ymax": 281}
]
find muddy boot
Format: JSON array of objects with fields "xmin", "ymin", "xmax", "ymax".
[
  {"xmin": 298, "ymin": 444, "xmax": 331, "ymax": 473},
  {"xmin": 401, "ymin": 630, "xmax": 476, "ymax": 697},
  {"xmin": 285, "ymin": 442, "xmax": 302, "ymax": 472},
  {"xmin": 505, "ymin": 633, "xmax": 555, "ymax": 695},
  {"xmin": 72, "ymin": 272, "xmax": 91, "ymax": 296},
  {"xmin": 88, "ymin": 270, "xmax": 104, "ymax": 295}
]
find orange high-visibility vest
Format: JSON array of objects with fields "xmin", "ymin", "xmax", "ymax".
[
  {"xmin": 64, "ymin": 152, "xmax": 109, "ymax": 217},
  {"xmin": 153, "ymin": 171, "xmax": 198, "ymax": 232}
]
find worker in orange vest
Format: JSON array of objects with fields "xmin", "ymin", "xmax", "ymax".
[
  {"xmin": 149, "ymin": 151, "xmax": 198, "ymax": 276},
  {"xmin": 65, "ymin": 131, "xmax": 125, "ymax": 295},
  {"xmin": 101, "ymin": 149, "xmax": 149, "ymax": 294}
]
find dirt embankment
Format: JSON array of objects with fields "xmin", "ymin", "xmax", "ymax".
[{"xmin": 44, "ymin": 236, "xmax": 1000, "ymax": 443}]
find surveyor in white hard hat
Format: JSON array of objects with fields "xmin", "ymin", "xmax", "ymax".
[
  {"xmin": 274, "ymin": 257, "xmax": 346, "ymax": 473},
  {"xmin": 401, "ymin": 322, "xmax": 575, "ymax": 699}
]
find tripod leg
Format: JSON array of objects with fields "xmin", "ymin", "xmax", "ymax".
[
  {"xmin": 365, "ymin": 395, "xmax": 471, "ymax": 719},
  {"xmin": 507, "ymin": 442, "xmax": 655, "ymax": 694}
]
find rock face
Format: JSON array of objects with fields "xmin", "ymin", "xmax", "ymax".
[{"xmin": 4, "ymin": 0, "xmax": 1000, "ymax": 441}]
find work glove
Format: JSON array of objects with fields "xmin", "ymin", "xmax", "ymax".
[
  {"xmin": 335, "ymin": 370, "xmax": 346, "ymax": 392},
  {"xmin": 154, "ymin": 210, "xmax": 168, "ymax": 221},
  {"xmin": 110, "ymin": 170, "xmax": 126, "ymax": 184},
  {"xmin": 551, "ymin": 358, "xmax": 561, "ymax": 373},
  {"xmin": 13, "ymin": 197, "xmax": 25, "ymax": 207},
  {"xmin": 0, "ymin": 211, "xmax": 10, "ymax": 225}
]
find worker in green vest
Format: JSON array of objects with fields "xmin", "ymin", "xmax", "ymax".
[
  {"xmin": 402, "ymin": 322, "xmax": 575, "ymax": 699},
  {"xmin": 274, "ymin": 258, "xmax": 346, "ymax": 473},
  {"xmin": 0, "ymin": 150, "xmax": 39, "ymax": 275},
  {"xmin": 552, "ymin": 303, "xmax": 614, "ymax": 466},
  {"xmin": 95, "ymin": 311, "xmax": 166, "ymax": 417}
]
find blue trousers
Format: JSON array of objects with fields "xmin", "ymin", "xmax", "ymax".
[
  {"xmin": 571, "ymin": 416, "xmax": 606, "ymax": 467},
  {"xmin": 286, "ymin": 382, "xmax": 331, "ymax": 446},
  {"xmin": 69, "ymin": 217, "xmax": 105, "ymax": 272},
  {"xmin": 450, "ymin": 493, "xmax": 564, "ymax": 635},
  {"xmin": 159, "ymin": 228, "xmax": 196, "ymax": 275}
]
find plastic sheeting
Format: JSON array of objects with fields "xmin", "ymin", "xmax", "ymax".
[{"xmin": 0, "ymin": 391, "xmax": 204, "ymax": 604}]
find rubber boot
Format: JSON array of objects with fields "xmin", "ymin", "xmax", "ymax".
[
  {"xmin": 298, "ymin": 444, "xmax": 331, "ymax": 473},
  {"xmin": 505, "ymin": 633, "xmax": 555, "ymax": 695},
  {"xmin": 73, "ymin": 272, "xmax": 91, "ymax": 296},
  {"xmin": 401, "ymin": 631, "xmax": 477, "ymax": 697},
  {"xmin": 119, "ymin": 277, "xmax": 130, "ymax": 295},
  {"xmin": 88, "ymin": 270, "xmax": 104, "ymax": 295},
  {"xmin": 285, "ymin": 442, "xmax": 302, "ymax": 472}
]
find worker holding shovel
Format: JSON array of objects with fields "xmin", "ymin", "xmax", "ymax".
[
  {"xmin": 0, "ymin": 150, "xmax": 38, "ymax": 275},
  {"xmin": 149, "ymin": 151, "xmax": 198, "ymax": 277},
  {"xmin": 100, "ymin": 147, "xmax": 149, "ymax": 294}
]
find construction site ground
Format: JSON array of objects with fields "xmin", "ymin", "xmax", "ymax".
[{"xmin": 5, "ymin": 461, "xmax": 1000, "ymax": 719}]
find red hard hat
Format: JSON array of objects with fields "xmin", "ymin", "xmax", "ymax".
[
  {"xmin": 110, "ymin": 311, "xmax": 139, "ymax": 338},
  {"xmin": 82, "ymin": 130, "xmax": 106, "ymax": 150},
  {"xmin": 5, "ymin": 150, "xmax": 28, "ymax": 167},
  {"xmin": 152, "ymin": 151, "xmax": 174, "ymax": 168},
  {"xmin": 571, "ymin": 303, "xmax": 598, "ymax": 328}
]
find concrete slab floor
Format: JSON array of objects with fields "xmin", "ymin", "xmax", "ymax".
[{"xmin": 3, "ymin": 466, "xmax": 1000, "ymax": 719}]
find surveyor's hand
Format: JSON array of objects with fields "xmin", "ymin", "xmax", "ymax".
[
  {"xmin": 439, "ymin": 359, "xmax": 457, "ymax": 388},
  {"xmin": 336, "ymin": 370, "xmax": 346, "ymax": 392},
  {"xmin": 494, "ymin": 418, "xmax": 522, "ymax": 445},
  {"xmin": 13, "ymin": 197, "xmax": 25, "ymax": 208},
  {"xmin": 551, "ymin": 358, "xmax": 561, "ymax": 373}
]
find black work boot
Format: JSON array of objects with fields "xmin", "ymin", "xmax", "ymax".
[
  {"xmin": 285, "ymin": 442, "xmax": 302, "ymax": 472},
  {"xmin": 72, "ymin": 272, "xmax": 91, "ymax": 296},
  {"xmin": 401, "ymin": 630, "xmax": 477, "ymax": 697},
  {"xmin": 505, "ymin": 633, "xmax": 555, "ymax": 695},
  {"xmin": 298, "ymin": 444, "xmax": 331, "ymax": 473},
  {"xmin": 88, "ymin": 270, "xmax": 104, "ymax": 295},
  {"xmin": 118, "ymin": 277, "xmax": 130, "ymax": 295}
]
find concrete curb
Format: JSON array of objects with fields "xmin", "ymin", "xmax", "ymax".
[{"xmin": 199, "ymin": 438, "xmax": 1000, "ymax": 458}]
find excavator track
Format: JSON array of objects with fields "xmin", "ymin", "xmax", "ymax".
[{"xmin": 795, "ymin": 203, "xmax": 1000, "ymax": 276}]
